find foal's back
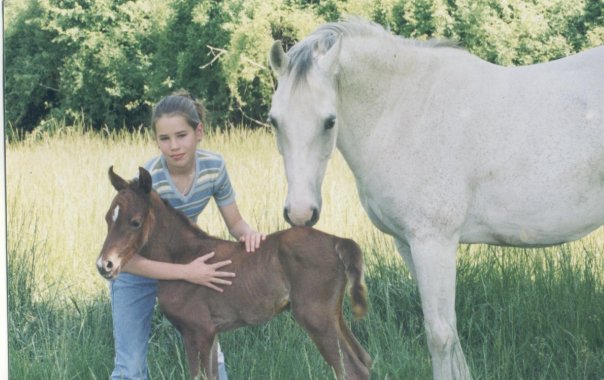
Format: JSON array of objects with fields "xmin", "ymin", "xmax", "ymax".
[{"xmin": 157, "ymin": 227, "xmax": 346, "ymax": 332}]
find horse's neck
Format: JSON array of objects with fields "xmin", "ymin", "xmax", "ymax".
[
  {"xmin": 335, "ymin": 41, "xmax": 442, "ymax": 172},
  {"xmin": 144, "ymin": 197, "xmax": 211, "ymax": 264}
]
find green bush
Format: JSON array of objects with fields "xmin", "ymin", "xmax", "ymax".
[
  {"xmin": 4, "ymin": 0, "xmax": 64, "ymax": 131},
  {"xmin": 4, "ymin": 0, "xmax": 603, "ymax": 133},
  {"xmin": 5, "ymin": 0, "xmax": 169, "ymax": 132},
  {"xmin": 149, "ymin": 0, "xmax": 233, "ymax": 127}
]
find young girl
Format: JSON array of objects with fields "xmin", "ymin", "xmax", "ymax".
[{"xmin": 110, "ymin": 90, "xmax": 265, "ymax": 380}]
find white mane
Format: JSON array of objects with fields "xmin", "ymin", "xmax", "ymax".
[{"xmin": 286, "ymin": 18, "xmax": 458, "ymax": 86}]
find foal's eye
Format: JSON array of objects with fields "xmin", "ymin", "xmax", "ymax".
[
  {"xmin": 324, "ymin": 116, "xmax": 336, "ymax": 130},
  {"xmin": 130, "ymin": 219, "xmax": 142, "ymax": 229}
]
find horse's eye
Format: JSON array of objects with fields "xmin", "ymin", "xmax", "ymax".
[
  {"xmin": 268, "ymin": 116, "xmax": 278, "ymax": 130},
  {"xmin": 324, "ymin": 116, "xmax": 336, "ymax": 130},
  {"xmin": 130, "ymin": 219, "xmax": 142, "ymax": 229}
]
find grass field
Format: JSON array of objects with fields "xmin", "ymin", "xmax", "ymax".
[{"xmin": 7, "ymin": 125, "xmax": 604, "ymax": 379}]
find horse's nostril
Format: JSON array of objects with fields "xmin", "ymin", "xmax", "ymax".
[
  {"xmin": 283, "ymin": 207, "xmax": 293, "ymax": 226},
  {"xmin": 106, "ymin": 261, "xmax": 113, "ymax": 270},
  {"xmin": 306, "ymin": 208, "xmax": 320, "ymax": 227}
]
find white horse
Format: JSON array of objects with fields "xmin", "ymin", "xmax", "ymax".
[{"xmin": 268, "ymin": 19, "xmax": 604, "ymax": 379}]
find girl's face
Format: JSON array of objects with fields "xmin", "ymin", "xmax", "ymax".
[{"xmin": 155, "ymin": 115, "xmax": 203, "ymax": 171}]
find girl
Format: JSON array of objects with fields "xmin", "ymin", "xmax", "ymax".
[{"xmin": 110, "ymin": 90, "xmax": 266, "ymax": 379}]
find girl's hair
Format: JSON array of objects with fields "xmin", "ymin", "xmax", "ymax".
[{"xmin": 151, "ymin": 89, "xmax": 207, "ymax": 131}]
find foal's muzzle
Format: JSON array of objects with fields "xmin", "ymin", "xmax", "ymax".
[{"xmin": 96, "ymin": 256, "xmax": 118, "ymax": 280}]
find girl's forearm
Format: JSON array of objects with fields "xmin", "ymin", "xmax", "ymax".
[
  {"xmin": 122, "ymin": 252, "xmax": 235, "ymax": 290},
  {"xmin": 122, "ymin": 254, "xmax": 186, "ymax": 280},
  {"xmin": 228, "ymin": 219, "xmax": 253, "ymax": 240}
]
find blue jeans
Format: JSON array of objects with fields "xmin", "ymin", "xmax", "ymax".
[{"xmin": 110, "ymin": 273, "xmax": 228, "ymax": 380}]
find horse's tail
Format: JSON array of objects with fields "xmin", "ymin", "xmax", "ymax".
[{"xmin": 336, "ymin": 238, "xmax": 368, "ymax": 320}]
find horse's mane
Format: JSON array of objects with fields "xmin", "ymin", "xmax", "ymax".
[{"xmin": 287, "ymin": 17, "xmax": 459, "ymax": 87}]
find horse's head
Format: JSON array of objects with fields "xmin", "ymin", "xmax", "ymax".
[
  {"xmin": 96, "ymin": 166, "xmax": 155, "ymax": 280},
  {"xmin": 268, "ymin": 35, "xmax": 342, "ymax": 227}
]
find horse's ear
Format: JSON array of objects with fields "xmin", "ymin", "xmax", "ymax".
[
  {"xmin": 317, "ymin": 36, "xmax": 342, "ymax": 76},
  {"xmin": 138, "ymin": 167, "xmax": 153, "ymax": 194},
  {"xmin": 109, "ymin": 166, "xmax": 129, "ymax": 191},
  {"xmin": 269, "ymin": 40, "xmax": 288, "ymax": 76}
]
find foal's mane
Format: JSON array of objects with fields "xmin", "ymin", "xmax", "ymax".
[
  {"xmin": 130, "ymin": 178, "xmax": 213, "ymax": 241},
  {"xmin": 286, "ymin": 18, "xmax": 458, "ymax": 87},
  {"xmin": 159, "ymin": 196, "xmax": 214, "ymax": 240}
]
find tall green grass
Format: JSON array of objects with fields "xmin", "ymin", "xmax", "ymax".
[{"xmin": 7, "ymin": 126, "xmax": 604, "ymax": 379}]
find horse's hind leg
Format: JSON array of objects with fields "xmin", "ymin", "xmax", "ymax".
[{"xmin": 292, "ymin": 301, "xmax": 369, "ymax": 380}]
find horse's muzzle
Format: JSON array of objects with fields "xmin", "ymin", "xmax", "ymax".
[{"xmin": 283, "ymin": 206, "xmax": 319, "ymax": 227}]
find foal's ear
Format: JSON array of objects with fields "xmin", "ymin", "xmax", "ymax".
[
  {"xmin": 269, "ymin": 40, "xmax": 288, "ymax": 76},
  {"xmin": 109, "ymin": 166, "xmax": 128, "ymax": 191},
  {"xmin": 138, "ymin": 167, "xmax": 153, "ymax": 194}
]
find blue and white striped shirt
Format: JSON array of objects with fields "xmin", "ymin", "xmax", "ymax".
[{"xmin": 143, "ymin": 149, "xmax": 236, "ymax": 222}]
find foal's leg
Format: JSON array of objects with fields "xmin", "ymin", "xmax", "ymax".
[
  {"xmin": 409, "ymin": 235, "xmax": 471, "ymax": 380},
  {"xmin": 182, "ymin": 328, "xmax": 217, "ymax": 380},
  {"xmin": 292, "ymin": 300, "xmax": 369, "ymax": 380},
  {"xmin": 338, "ymin": 312, "xmax": 372, "ymax": 368}
]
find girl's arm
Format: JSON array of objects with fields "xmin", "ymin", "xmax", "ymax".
[
  {"xmin": 122, "ymin": 252, "xmax": 235, "ymax": 292},
  {"xmin": 219, "ymin": 202, "xmax": 266, "ymax": 252}
]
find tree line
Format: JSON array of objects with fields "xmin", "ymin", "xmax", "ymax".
[{"xmin": 4, "ymin": 0, "xmax": 603, "ymax": 133}]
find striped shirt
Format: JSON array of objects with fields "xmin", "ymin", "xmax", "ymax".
[{"xmin": 142, "ymin": 149, "xmax": 236, "ymax": 222}]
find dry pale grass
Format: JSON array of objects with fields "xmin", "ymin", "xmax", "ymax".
[
  {"xmin": 6, "ymin": 126, "xmax": 394, "ymax": 299},
  {"xmin": 7, "ymin": 125, "xmax": 602, "ymax": 300}
]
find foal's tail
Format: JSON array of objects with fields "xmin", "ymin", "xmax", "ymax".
[{"xmin": 336, "ymin": 238, "xmax": 368, "ymax": 320}]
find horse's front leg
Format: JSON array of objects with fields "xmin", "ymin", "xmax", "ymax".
[
  {"xmin": 394, "ymin": 238, "xmax": 416, "ymax": 279},
  {"xmin": 408, "ymin": 233, "xmax": 471, "ymax": 380}
]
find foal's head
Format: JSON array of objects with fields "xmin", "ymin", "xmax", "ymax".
[{"xmin": 96, "ymin": 167, "xmax": 155, "ymax": 280}]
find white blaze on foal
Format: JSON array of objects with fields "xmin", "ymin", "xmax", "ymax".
[
  {"xmin": 112, "ymin": 205, "xmax": 120, "ymax": 222},
  {"xmin": 96, "ymin": 203, "xmax": 128, "ymax": 277}
]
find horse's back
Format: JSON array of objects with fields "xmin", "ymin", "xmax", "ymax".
[
  {"xmin": 456, "ymin": 47, "xmax": 604, "ymax": 245},
  {"xmin": 347, "ymin": 43, "xmax": 604, "ymax": 247},
  {"xmin": 532, "ymin": 44, "xmax": 604, "ymax": 72}
]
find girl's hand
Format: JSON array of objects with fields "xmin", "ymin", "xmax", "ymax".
[
  {"xmin": 239, "ymin": 231, "xmax": 266, "ymax": 253},
  {"xmin": 218, "ymin": 202, "xmax": 266, "ymax": 253},
  {"xmin": 182, "ymin": 252, "xmax": 235, "ymax": 292}
]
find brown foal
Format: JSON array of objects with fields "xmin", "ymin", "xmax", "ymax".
[{"xmin": 96, "ymin": 167, "xmax": 371, "ymax": 379}]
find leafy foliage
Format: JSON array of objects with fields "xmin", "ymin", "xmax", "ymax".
[
  {"xmin": 5, "ymin": 0, "xmax": 169, "ymax": 132},
  {"xmin": 4, "ymin": 0, "xmax": 604, "ymax": 133},
  {"xmin": 5, "ymin": 0, "xmax": 64, "ymax": 130},
  {"xmin": 150, "ymin": 0, "xmax": 234, "ymax": 126}
]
